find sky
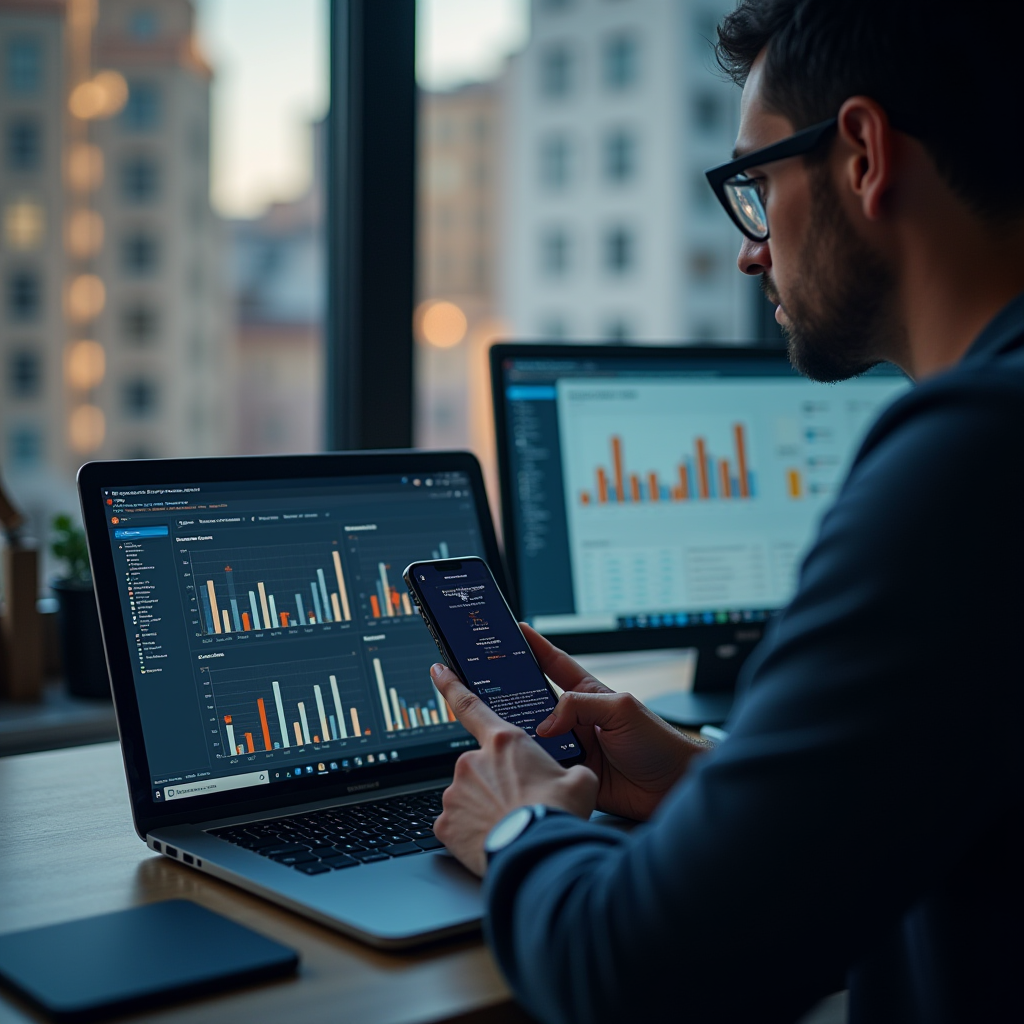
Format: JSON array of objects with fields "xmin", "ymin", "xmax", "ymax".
[{"xmin": 194, "ymin": 0, "xmax": 528, "ymax": 219}]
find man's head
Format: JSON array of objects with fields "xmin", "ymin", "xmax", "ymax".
[{"xmin": 714, "ymin": 0, "xmax": 1024, "ymax": 382}]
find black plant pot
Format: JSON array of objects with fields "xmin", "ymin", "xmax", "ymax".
[{"xmin": 52, "ymin": 578, "xmax": 110, "ymax": 700}]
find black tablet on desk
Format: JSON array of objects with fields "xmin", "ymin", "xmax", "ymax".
[{"xmin": 0, "ymin": 900, "xmax": 298, "ymax": 1022}]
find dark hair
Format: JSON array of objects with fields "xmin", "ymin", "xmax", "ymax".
[{"xmin": 715, "ymin": 0, "xmax": 1024, "ymax": 220}]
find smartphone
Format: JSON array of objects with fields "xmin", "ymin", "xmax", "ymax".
[{"xmin": 404, "ymin": 557, "xmax": 585, "ymax": 766}]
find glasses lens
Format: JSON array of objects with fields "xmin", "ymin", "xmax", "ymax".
[{"xmin": 724, "ymin": 177, "xmax": 768, "ymax": 240}]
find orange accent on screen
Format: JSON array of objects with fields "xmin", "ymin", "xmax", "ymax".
[
  {"xmin": 370, "ymin": 595, "xmax": 381, "ymax": 617},
  {"xmin": 391, "ymin": 589, "xmax": 401, "ymax": 607},
  {"xmin": 581, "ymin": 491, "xmax": 591, "ymax": 505},
  {"xmin": 401, "ymin": 706, "xmax": 411, "ymax": 729},
  {"xmin": 719, "ymin": 459, "xmax": 732, "ymax": 498},
  {"xmin": 596, "ymin": 468, "xmax": 609, "ymax": 503},
  {"xmin": 293, "ymin": 721, "xmax": 302, "ymax": 745},
  {"xmin": 244, "ymin": 732, "xmax": 254, "ymax": 754},
  {"xmin": 628, "ymin": 474, "xmax": 639, "ymax": 503},
  {"xmin": 223, "ymin": 715, "xmax": 232, "ymax": 724},
  {"xmin": 734, "ymin": 423, "xmax": 750, "ymax": 498},
  {"xmin": 695, "ymin": 439, "xmax": 710, "ymax": 499},
  {"xmin": 313, "ymin": 735, "xmax": 320, "ymax": 744},
  {"xmin": 241, "ymin": 612, "xmax": 251, "ymax": 631},
  {"xmin": 280, "ymin": 612, "xmax": 290, "ymax": 627},
  {"xmin": 648, "ymin": 472, "xmax": 659, "ymax": 501},
  {"xmin": 678, "ymin": 464, "xmax": 690, "ymax": 500},
  {"xmin": 611, "ymin": 436, "xmax": 625, "ymax": 502},
  {"xmin": 257, "ymin": 698, "xmax": 272, "ymax": 751}
]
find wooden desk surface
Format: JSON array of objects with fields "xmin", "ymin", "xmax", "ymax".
[{"xmin": 0, "ymin": 743, "xmax": 531, "ymax": 1024}]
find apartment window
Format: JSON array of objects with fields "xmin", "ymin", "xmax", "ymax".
[
  {"xmin": 540, "ymin": 44, "xmax": 572, "ymax": 98},
  {"xmin": 122, "ymin": 231, "xmax": 160, "ymax": 275},
  {"xmin": 541, "ymin": 227, "xmax": 570, "ymax": 277},
  {"xmin": 6, "ymin": 37, "xmax": 42, "ymax": 94},
  {"xmin": 604, "ymin": 226, "xmax": 635, "ymax": 273},
  {"xmin": 6, "ymin": 117, "xmax": 41, "ymax": 171},
  {"xmin": 603, "ymin": 34, "xmax": 639, "ymax": 91},
  {"xmin": 604, "ymin": 128, "xmax": 636, "ymax": 183},
  {"xmin": 122, "ymin": 81, "xmax": 162, "ymax": 132},
  {"xmin": 8, "ymin": 349, "xmax": 42, "ymax": 397},
  {"xmin": 121, "ymin": 156, "xmax": 160, "ymax": 202},
  {"xmin": 7, "ymin": 270, "xmax": 41, "ymax": 321},
  {"xmin": 8, "ymin": 425, "xmax": 42, "ymax": 468},
  {"xmin": 540, "ymin": 134, "xmax": 571, "ymax": 188},
  {"xmin": 694, "ymin": 92, "xmax": 724, "ymax": 134},
  {"xmin": 122, "ymin": 303, "xmax": 159, "ymax": 345},
  {"xmin": 123, "ymin": 377, "xmax": 159, "ymax": 417}
]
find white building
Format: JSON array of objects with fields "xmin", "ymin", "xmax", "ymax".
[{"xmin": 500, "ymin": 0, "xmax": 759, "ymax": 343}]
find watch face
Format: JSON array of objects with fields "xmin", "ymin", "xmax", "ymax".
[{"xmin": 486, "ymin": 805, "xmax": 534, "ymax": 854}]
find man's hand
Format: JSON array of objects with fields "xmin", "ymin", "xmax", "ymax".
[
  {"xmin": 431, "ymin": 663, "xmax": 598, "ymax": 877},
  {"xmin": 526, "ymin": 624, "xmax": 711, "ymax": 822}
]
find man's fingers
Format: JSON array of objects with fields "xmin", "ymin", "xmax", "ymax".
[
  {"xmin": 520, "ymin": 623, "xmax": 613, "ymax": 695},
  {"xmin": 536, "ymin": 689, "xmax": 639, "ymax": 736},
  {"xmin": 431, "ymin": 663, "xmax": 508, "ymax": 741}
]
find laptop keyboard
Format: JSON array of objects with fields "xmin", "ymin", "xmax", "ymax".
[{"xmin": 208, "ymin": 789, "xmax": 446, "ymax": 875}]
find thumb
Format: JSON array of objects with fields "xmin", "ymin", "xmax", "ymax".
[{"xmin": 536, "ymin": 689, "xmax": 636, "ymax": 737}]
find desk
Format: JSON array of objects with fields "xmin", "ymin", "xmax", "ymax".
[{"xmin": 0, "ymin": 743, "xmax": 531, "ymax": 1024}]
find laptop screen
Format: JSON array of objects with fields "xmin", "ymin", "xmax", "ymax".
[
  {"xmin": 97, "ymin": 470, "xmax": 485, "ymax": 805},
  {"xmin": 492, "ymin": 345, "xmax": 909, "ymax": 647}
]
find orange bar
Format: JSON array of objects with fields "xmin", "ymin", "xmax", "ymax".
[
  {"xmin": 370, "ymin": 594, "xmax": 381, "ymax": 617},
  {"xmin": 695, "ymin": 438, "xmax": 710, "ymax": 499},
  {"xmin": 257, "ymin": 698, "xmax": 272, "ymax": 751},
  {"xmin": 401, "ymin": 705, "xmax": 411, "ymax": 729},
  {"xmin": 223, "ymin": 714, "xmax": 232, "ymax": 724},
  {"xmin": 244, "ymin": 732, "xmax": 254, "ymax": 754},
  {"xmin": 787, "ymin": 468, "xmax": 803, "ymax": 499},
  {"xmin": 611, "ymin": 436, "xmax": 625, "ymax": 503},
  {"xmin": 391, "ymin": 589, "xmax": 401, "ymax": 608},
  {"xmin": 596, "ymin": 468, "xmax": 609, "ymax": 504},
  {"xmin": 313, "ymin": 734, "xmax": 320, "ymax": 744},
  {"xmin": 280, "ymin": 611, "xmax": 290, "ymax": 627},
  {"xmin": 678, "ymin": 464, "xmax": 690, "ymax": 500},
  {"xmin": 629, "ymin": 474, "xmax": 640, "ymax": 503},
  {"xmin": 293, "ymin": 721, "xmax": 302, "ymax": 745},
  {"xmin": 241, "ymin": 611, "xmax": 251, "ymax": 631},
  {"xmin": 719, "ymin": 459, "xmax": 732, "ymax": 499},
  {"xmin": 580, "ymin": 491, "xmax": 591, "ymax": 506},
  {"xmin": 734, "ymin": 423, "xmax": 750, "ymax": 498},
  {"xmin": 671, "ymin": 487, "xmax": 682, "ymax": 501},
  {"xmin": 648, "ymin": 472, "xmax": 659, "ymax": 502}
]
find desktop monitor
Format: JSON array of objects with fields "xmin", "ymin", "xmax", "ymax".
[{"xmin": 491, "ymin": 344, "xmax": 910, "ymax": 694}]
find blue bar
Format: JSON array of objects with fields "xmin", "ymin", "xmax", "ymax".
[
  {"xmin": 310, "ymin": 582, "xmax": 324, "ymax": 624},
  {"xmin": 229, "ymin": 598, "xmax": 242, "ymax": 632},
  {"xmin": 748, "ymin": 472, "xmax": 757, "ymax": 498},
  {"xmin": 317, "ymin": 568, "xmax": 332, "ymax": 622},
  {"xmin": 506, "ymin": 385, "xmax": 557, "ymax": 401},
  {"xmin": 248, "ymin": 591, "xmax": 261, "ymax": 630},
  {"xmin": 199, "ymin": 588, "xmax": 214, "ymax": 633},
  {"xmin": 329, "ymin": 714, "xmax": 338, "ymax": 741},
  {"xmin": 113, "ymin": 526, "xmax": 168, "ymax": 539},
  {"xmin": 295, "ymin": 593, "xmax": 306, "ymax": 624}
]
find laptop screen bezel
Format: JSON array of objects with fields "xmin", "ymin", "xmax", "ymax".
[{"xmin": 78, "ymin": 450, "xmax": 507, "ymax": 839}]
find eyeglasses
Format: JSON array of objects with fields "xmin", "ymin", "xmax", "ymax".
[{"xmin": 704, "ymin": 117, "xmax": 838, "ymax": 241}]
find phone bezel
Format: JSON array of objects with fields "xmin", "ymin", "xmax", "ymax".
[{"xmin": 403, "ymin": 556, "xmax": 586, "ymax": 768}]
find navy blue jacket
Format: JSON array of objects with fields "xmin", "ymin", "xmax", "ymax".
[{"xmin": 485, "ymin": 294, "xmax": 1024, "ymax": 1024}]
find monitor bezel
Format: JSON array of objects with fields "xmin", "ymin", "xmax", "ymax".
[{"xmin": 78, "ymin": 450, "xmax": 507, "ymax": 838}]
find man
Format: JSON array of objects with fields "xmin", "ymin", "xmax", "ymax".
[{"xmin": 431, "ymin": 1, "xmax": 1023, "ymax": 1020}]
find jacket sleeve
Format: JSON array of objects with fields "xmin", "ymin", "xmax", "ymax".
[{"xmin": 482, "ymin": 379, "xmax": 1024, "ymax": 1024}]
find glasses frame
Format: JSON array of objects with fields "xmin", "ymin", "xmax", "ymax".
[{"xmin": 704, "ymin": 117, "xmax": 838, "ymax": 241}]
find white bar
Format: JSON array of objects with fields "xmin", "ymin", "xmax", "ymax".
[
  {"xmin": 248, "ymin": 591, "xmax": 262, "ymax": 630},
  {"xmin": 298, "ymin": 702, "xmax": 311, "ymax": 745},
  {"xmin": 221, "ymin": 609, "xmax": 231, "ymax": 633},
  {"xmin": 257, "ymin": 582, "xmax": 272, "ymax": 632},
  {"xmin": 314, "ymin": 685, "xmax": 330, "ymax": 743},
  {"xmin": 317, "ymin": 568, "xmax": 332, "ymax": 621},
  {"xmin": 389, "ymin": 687, "xmax": 403, "ymax": 729},
  {"xmin": 164, "ymin": 770, "xmax": 269, "ymax": 802},
  {"xmin": 350, "ymin": 706, "xmax": 361, "ymax": 736},
  {"xmin": 332, "ymin": 550, "xmax": 351, "ymax": 621},
  {"xmin": 330, "ymin": 675, "xmax": 348, "ymax": 739},
  {"xmin": 207, "ymin": 580, "xmax": 222, "ymax": 633},
  {"xmin": 272, "ymin": 680, "xmax": 290, "ymax": 748},
  {"xmin": 225, "ymin": 722, "xmax": 237, "ymax": 754},
  {"xmin": 401, "ymin": 592, "xmax": 413, "ymax": 616},
  {"xmin": 373, "ymin": 658, "xmax": 394, "ymax": 731},
  {"xmin": 379, "ymin": 562, "xmax": 395, "ymax": 617},
  {"xmin": 268, "ymin": 594, "xmax": 279, "ymax": 628}
]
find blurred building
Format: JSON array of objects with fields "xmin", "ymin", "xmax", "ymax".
[
  {"xmin": 229, "ymin": 121, "xmax": 324, "ymax": 455},
  {"xmin": 500, "ymin": 0, "xmax": 759, "ymax": 343}
]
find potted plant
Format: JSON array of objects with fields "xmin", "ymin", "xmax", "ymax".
[{"xmin": 51, "ymin": 514, "xmax": 109, "ymax": 699}]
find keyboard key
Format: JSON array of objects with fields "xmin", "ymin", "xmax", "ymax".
[
  {"xmin": 384, "ymin": 842, "xmax": 423, "ymax": 857},
  {"xmin": 350, "ymin": 850, "xmax": 390, "ymax": 863},
  {"xmin": 415, "ymin": 836, "xmax": 445, "ymax": 851},
  {"xmin": 272, "ymin": 850, "xmax": 319, "ymax": 865},
  {"xmin": 296, "ymin": 862, "xmax": 331, "ymax": 875},
  {"xmin": 259, "ymin": 843, "xmax": 310, "ymax": 858},
  {"xmin": 323, "ymin": 855, "xmax": 359, "ymax": 870}
]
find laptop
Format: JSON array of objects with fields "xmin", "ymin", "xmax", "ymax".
[
  {"xmin": 78, "ymin": 451, "xmax": 507, "ymax": 948},
  {"xmin": 490, "ymin": 343, "xmax": 910, "ymax": 725}
]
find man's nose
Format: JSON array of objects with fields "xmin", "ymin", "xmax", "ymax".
[{"xmin": 738, "ymin": 237, "xmax": 771, "ymax": 277}]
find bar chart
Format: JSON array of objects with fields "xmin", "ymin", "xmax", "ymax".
[
  {"xmin": 362, "ymin": 635, "xmax": 458, "ymax": 734},
  {"xmin": 189, "ymin": 536, "xmax": 353, "ymax": 637},
  {"xmin": 578, "ymin": 424, "xmax": 756, "ymax": 506},
  {"xmin": 204, "ymin": 652, "xmax": 372, "ymax": 756}
]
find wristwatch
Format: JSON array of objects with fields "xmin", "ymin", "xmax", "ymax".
[{"xmin": 484, "ymin": 804, "xmax": 566, "ymax": 863}]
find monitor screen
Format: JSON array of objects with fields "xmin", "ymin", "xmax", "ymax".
[
  {"xmin": 96, "ymin": 471, "xmax": 486, "ymax": 804},
  {"xmin": 493, "ymin": 346, "xmax": 909, "ymax": 645}
]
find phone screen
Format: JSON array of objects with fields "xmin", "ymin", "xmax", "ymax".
[{"xmin": 407, "ymin": 559, "xmax": 582, "ymax": 763}]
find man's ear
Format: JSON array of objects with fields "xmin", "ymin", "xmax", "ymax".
[{"xmin": 836, "ymin": 96, "xmax": 894, "ymax": 223}]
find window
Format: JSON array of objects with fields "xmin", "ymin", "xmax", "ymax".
[
  {"xmin": 8, "ymin": 349, "xmax": 42, "ymax": 397},
  {"xmin": 603, "ymin": 34, "xmax": 639, "ymax": 91},
  {"xmin": 122, "ymin": 231, "xmax": 160, "ymax": 274},
  {"xmin": 540, "ymin": 134, "xmax": 571, "ymax": 188},
  {"xmin": 6, "ymin": 36, "xmax": 42, "ymax": 94},
  {"xmin": 121, "ymin": 156, "xmax": 160, "ymax": 202},
  {"xmin": 122, "ymin": 303, "xmax": 160, "ymax": 345},
  {"xmin": 122, "ymin": 377, "xmax": 159, "ymax": 417},
  {"xmin": 7, "ymin": 270, "xmax": 41, "ymax": 321},
  {"xmin": 540, "ymin": 44, "xmax": 572, "ymax": 98},
  {"xmin": 693, "ymin": 92, "xmax": 724, "ymax": 134},
  {"xmin": 6, "ymin": 117, "xmax": 41, "ymax": 171},
  {"xmin": 8, "ymin": 425, "xmax": 42, "ymax": 468},
  {"xmin": 604, "ymin": 225, "xmax": 635, "ymax": 273},
  {"xmin": 604, "ymin": 128, "xmax": 636, "ymax": 183},
  {"xmin": 541, "ymin": 227, "xmax": 570, "ymax": 277},
  {"xmin": 122, "ymin": 81, "xmax": 162, "ymax": 131}
]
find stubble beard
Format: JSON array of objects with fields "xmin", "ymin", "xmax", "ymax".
[{"xmin": 767, "ymin": 165, "xmax": 899, "ymax": 383}]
